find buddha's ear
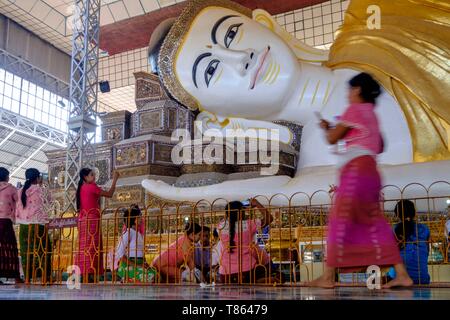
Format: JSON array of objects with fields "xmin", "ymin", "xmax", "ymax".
[
  {"xmin": 252, "ymin": 9, "xmax": 329, "ymax": 64},
  {"xmin": 253, "ymin": 9, "xmax": 276, "ymax": 31}
]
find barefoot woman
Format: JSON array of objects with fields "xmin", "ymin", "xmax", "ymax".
[{"xmin": 310, "ymin": 73, "xmax": 413, "ymax": 289}]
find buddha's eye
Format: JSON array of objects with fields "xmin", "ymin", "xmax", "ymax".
[
  {"xmin": 224, "ymin": 23, "xmax": 243, "ymax": 48},
  {"xmin": 204, "ymin": 59, "xmax": 220, "ymax": 87}
]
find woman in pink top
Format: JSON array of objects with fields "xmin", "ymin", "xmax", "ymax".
[
  {"xmin": 152, "ymin": 222, "xmax": 202, "ymax": 283},
  {"xmin": 0, "ymin": 167, "xmax": 21, "ymax": 283},
  {"xmin": 16, "ymin": 168, "xmax": 52, "ymax": 283},
  {"xmin": 74, "ymin": 168, "xmax": 119, "ymax": 283},
  {"xmin": 218, "ymin": 199, "xmax": 273, "ymax": 284},
  {"xmin": 310, "ymin": 73, "xmax": 412, "ymax": 288}
]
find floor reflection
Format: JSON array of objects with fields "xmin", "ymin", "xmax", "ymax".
[{"xmin": 0, "ymin": 284, "xmax": 448, "ymax": 300}]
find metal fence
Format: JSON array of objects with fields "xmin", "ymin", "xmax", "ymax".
[{"xmin": 14, "ymin": 182, "xmax": 450, "ymax": 286}]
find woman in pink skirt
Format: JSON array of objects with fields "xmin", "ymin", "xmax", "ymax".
[
  {"xmin": 75, "ymin": 168, "xmax": 119, "ymax": 283},
  {"xmin": 0, "ymin": 167, "xmax": 21, "ymax": 284},
  {"xmin": 309, "ymin": 73, "xmax": 413, "ymax": 288}
]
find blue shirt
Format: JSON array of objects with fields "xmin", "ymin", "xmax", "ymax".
[
  {"xmin": 194, "ymin": 243, "xmax": 211, "ymax": 269},
  {"xmin": 388, "ymin": 223, "xmax": 430, "ymax": 284}
]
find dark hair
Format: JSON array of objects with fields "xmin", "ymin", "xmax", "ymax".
[
  {"xmin": 123, "ymin": 205, "xmax": 141, "ymax": 228},
  {"xmin": 394, "ymin": 200, "xmax": 417, "ymax": 249},
  {"xmin": 225, "ymin": 201, "xmax": 244, "ymax": 253},
  {"xmin": 213, "ymin": 228, "xmax": 219, "ymax": 238},
  {"xmin": 76, "ymin": 168, "xmax": 92, "ymax": 211},
  {"xmin": 0, "ymin": 167, "xmax": 9, "ymax": 182},
  {"xmin": 349, "ymin": 72, "xmax": 381, "ymax": 104},
  {"xmin": 21, "ymin": 168, "xmax": 40, "ymax": 208},
  {"xmin": 184, "ymin": 222, "xmax": 202, "ymax": 235}
]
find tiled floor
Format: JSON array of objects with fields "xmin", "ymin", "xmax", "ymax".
[{"xmin": 0, "ymin": 284, "xmax": 449, "ymax": 300}]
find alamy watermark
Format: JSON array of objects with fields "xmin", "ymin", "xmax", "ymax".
[
  {"xmin": 171, "ymin": 122, "xmax": 281, "ymax": 175},
  {"xmin": 66, "ymin": 265, "xmax": 81, "ymax": 290},
  {"xmin": 366, "ymin": 5, "xmax": 381, "ymax": 30},
  {"xmin": 366, "ymin": 265, "xmax": 381, "ymax": 290}
]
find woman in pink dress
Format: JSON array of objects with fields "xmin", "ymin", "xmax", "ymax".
[
  {"xmin": 16, "ymin": 168, "xmax": 52, "ymax": 283},
  {"xmin": 151, "ymin": 222, "xmax": 202, "ymax": 283},
  {"xmin": 75, "ymin": 168, "xmax": 119, "ymax": 282},
  {"xmin": 218, "ymin": 199, "xmax": 274, "ymax": 284},
  {"xmin": 310, "ymin": 73, "xmax": 413, "ymax": 288},
  {"xmin": 0, "ymin": 167, "xmax": 21, "ymax": 284}
]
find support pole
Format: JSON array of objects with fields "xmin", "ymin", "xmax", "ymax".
[{"xmin": 63, "ymin": 0, "xmax": 101, "ymax": 212}]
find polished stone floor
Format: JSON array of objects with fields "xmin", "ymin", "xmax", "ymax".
[{"xmin": 0, "ymin": 284, "xmax": 449, "ymax": 300}]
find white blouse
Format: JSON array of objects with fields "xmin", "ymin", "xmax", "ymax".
[{"xmin": 115, "ymin": 228, "xmax": 144, "ymax": 259}]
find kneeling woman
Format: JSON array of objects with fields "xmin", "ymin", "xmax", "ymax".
[
  {"xmin": 152, "ymin": 222, "xmax": 202, "ymax": 283},
  {"xmin": 218, "ymin": 199, "xmax": 274, "ymax": 284},
  {"xmin": 115, "ymin": 205, "xmax": 156, "ymax": 283},
  {"xmin": 387, "ymin": 200, "xmax": 431, "ymax": 285}
]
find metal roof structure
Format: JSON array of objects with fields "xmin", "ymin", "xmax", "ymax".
[
  {"xmin": 0, "ymin": 0, "xmax": 192, "ymax": 55},
  {"xmin": 0, "ymin": 107, "xmax": 65, "ymax": 186}
]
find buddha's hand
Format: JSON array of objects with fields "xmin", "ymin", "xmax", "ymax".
[
  {"xmin": 195, "ymin": 111, "xmax": 231, "ymax": 133},
  {"xmin": 195, "ymin": 111, "xmax": 294, "ymax": 145}
]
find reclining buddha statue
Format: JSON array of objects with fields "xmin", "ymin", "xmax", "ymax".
[{"xmin": 142, "ymin": 0, "xmax": 450, "ymax": 205}]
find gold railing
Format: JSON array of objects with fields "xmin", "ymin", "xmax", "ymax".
[{"xmin": 15, "ymin": 181, "xmax": 450, "ymax": 286}]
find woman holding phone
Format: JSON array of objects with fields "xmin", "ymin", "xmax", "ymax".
[{"xmin": 309, "ymin": 73, "xmax": 412, "ymax": 288}]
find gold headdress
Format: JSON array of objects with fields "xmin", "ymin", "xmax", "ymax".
[{"xmin": 154, "ymin": 0, "xmax": 251, "ymax": 110}]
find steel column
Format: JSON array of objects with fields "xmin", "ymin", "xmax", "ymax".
[{"xmin": 63, "ymin": 0, "xmax": 101, "ymax": 212}]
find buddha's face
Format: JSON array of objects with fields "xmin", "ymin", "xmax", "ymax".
[{"xmin": 175, "ymin": 7, "xmax": 300, "ymax": 118}]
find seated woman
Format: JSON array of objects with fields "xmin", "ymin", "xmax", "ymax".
[
  {"xmin": 151, "ymin": 222, "xmax": 202, "ymax": 283},
  {"xmin": 387, "ymin": 200, "xmax": 431, "ymax": 285},
  {"xmin": 217, "ymin": 199, "xmax": 276, "ymax": 284},
  {"xmin": 115, "ymin": 205, "xmax": 156, "ymax": 283}
]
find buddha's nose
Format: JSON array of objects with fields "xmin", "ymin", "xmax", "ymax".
[{"xmin": 211, "ymin": 44, "xmax": 256, "ymax": 77}]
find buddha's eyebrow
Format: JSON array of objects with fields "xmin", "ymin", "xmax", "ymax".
[
  {"xmin": 192, "ymin": 53, "xmax": 212, "ymax": 88},
  {"xmin": 211, "ymin": 15, "xmax": 238, "ymax": 44}
]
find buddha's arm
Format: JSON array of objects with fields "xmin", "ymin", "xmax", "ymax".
[{"xmin": 141, "ymin": 160, "xmax": 450, "ymax": 207}]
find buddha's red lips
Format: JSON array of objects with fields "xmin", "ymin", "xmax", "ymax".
[{"xmin": 250, "ymin": 46, "xmax": 271, "ymax": 90}]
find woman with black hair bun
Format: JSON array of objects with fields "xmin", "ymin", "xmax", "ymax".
[
  {"xmin": 151, "ymin": 221, "xmax": 203, "ymax": 283},
  {"xmin": 387, "ymin": 200, "xmax": 431, "ymax": 284},
  {"xmin": 16, "ymin": 168, "xmax": 52, "ymax": 283},
  {"xmin": 74, "ymin": 168, "xmax": 119, "ymax": 283},
  {"xmin": 217, "ymin": 199, "xmax": 274, "ymax": 284},
  {"xmin": 0, "ymin": 167, "xmax": 21, "ymax": 284},
  {"xmin": 115, "ymin": 205, "xmax": 156, "ymax": 283},
  {"xmin": 311, "ymin": 72, "xmax": 413, "ymax": 289}
]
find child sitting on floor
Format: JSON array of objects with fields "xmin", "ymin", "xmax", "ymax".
[{"xmin": 115, "ymin": 205, "xmax": 155, "ymax": 283}]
